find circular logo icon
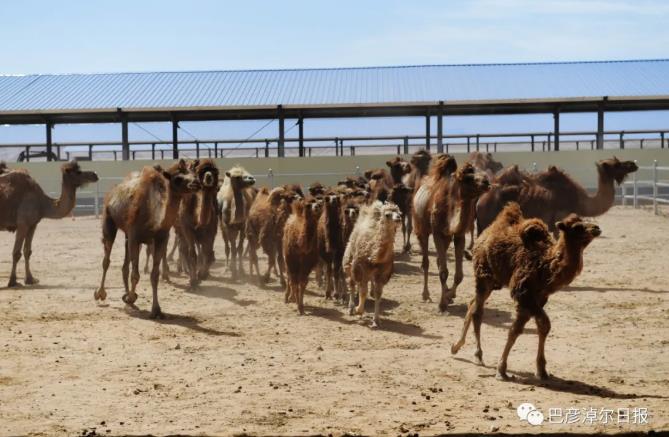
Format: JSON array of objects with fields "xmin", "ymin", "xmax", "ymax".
[{"xmin": 517, "ymin": 403, "xmax": 536, "ymax": 421}]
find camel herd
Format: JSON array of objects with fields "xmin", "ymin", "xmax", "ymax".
[{"xmin": 0, "ymin": 151, "xmax": 638, "ymax": 381}]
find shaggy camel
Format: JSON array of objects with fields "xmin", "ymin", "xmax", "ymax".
[
  {"xmin": 246, "ymin": 186, "xmax": 297, "ymax": 286},
  {"xmin": 283, "ymin": 196, "xmax": 323, "ymax": 314},
  {"xmin": 317, "ymin": 190, "xmax": 346, "ymax": 300},
  {"xmin": 400, "ymin": 149, "xmax": 432, "ymax": 252},
  {"xmin": 476, "ymin": 157, "xmax": 638, "ymax": 234},
  {"xmin": 176, "ymin": 159, "xmax": 220, "ymax": 287},
  {"xmin": 451, "ymin": 203, "xmax": 601, "ymax": 380},
  {"xmin": 413, "ymin": 158, "xmax": 490, "ymax": 310},
  {"xmin": 95, "ymin": 160, "xmax": 200, "ymax": 318},
  {"xmin": 386, "ymin": 157, "xmax": 413, "ymax": 251},
  {"xmin": 218, "ymin": 166, "xmax": 256, "ymax": 279},
  {"xmin": 0, "ymin": 161, "xmax": 98, "ymax": 287},
  {"xmin": 343, "ymin": 200, "xmax": 402, "ymax": 327}
]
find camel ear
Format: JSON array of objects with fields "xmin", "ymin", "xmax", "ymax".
[
  {"xmin": 178, "ymin": 159, "xmax": 187, "ymax": 170},
  {"xmin": 364, "ymin": 170, "xmax": 372, "ymax": 180},
  {"xmin": 225, "ymin": 171, "xmax": 231, "ymax": 178},
  {"xmin": 162, "ymin": 171, "xmax": 172, "ymax": 180},
  {"xmin": 556, "ymin": 221, "xmax": 567, "ymax": 231}
]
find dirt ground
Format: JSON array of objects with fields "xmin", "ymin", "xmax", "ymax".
[{"xmin": 0, "ymin": 206, "xmax": 667, "ymax": 436}]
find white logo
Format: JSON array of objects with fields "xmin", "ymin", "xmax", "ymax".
[{"xmin": 517, "ymin": 403, "xmax": 544, "ymax": 426}]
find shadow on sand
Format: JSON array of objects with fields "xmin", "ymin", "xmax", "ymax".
[
  {"xmin": 563, "ymin": 285, "xmax": 668, "ymax": 294},
  {"xmin": 446, "ymin": 302, "xmax": 537, "ymax": 334},
  {"xmin": 118, "ymin": 307, "xmax": 239, "ymax": 337}
]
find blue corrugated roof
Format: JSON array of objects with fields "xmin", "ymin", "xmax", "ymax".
[{"xmin": 1, "ymin": 59, "xmax": 668, "ymax": 113}]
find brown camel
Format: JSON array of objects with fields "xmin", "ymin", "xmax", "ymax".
[
  {"xmin": 451, "ymin": 203, "xmax": 601, "ymax": 380},
  {"xmin": 94, "ymin": 160, "xmax": 200, "ymax": 318},
  {"xmin": 465, "ymin": 152, "xmax": 504, "ymax": 257},
  {"xmin": 0, "ymin": 161, "xmax": 98, "ymax": 287},
  {"xmin": 413, "ymin": 157, "xmax": 490, "ymax": 310},
  {"xmin": 218, "ymin": 165, "xmax": 256, "ymax": 279},
  {"xmin": 386, "ymin": 157, "xmax": 413, "ymax": 251},
  {"xmin": 176, "ymin": 159, "xmax": 220, "ymax": 287},
  {"xmin": 401, "ymin": 149, "xmax": 432, "ymax": 252},
  {"xmin": 476, "ymin": 157, "xmax": 638, "ymax": 234}
]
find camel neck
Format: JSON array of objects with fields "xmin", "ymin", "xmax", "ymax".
[
  {"xmin": 548, "ymin": 236, "xmax": 584, "ymax": 291},
  {"xmin": 449, "ymin": 182, "xmax": 476, "ymax": 234},
  {"xmin": 198, "ymin": 188, "xmax": 217, "ymax": 226},
  {"xmin": 43, "ymin": 178, "xmax": 77, "ymax": 219},
  {"xmin": 579, "ymin": 169, "xmax": 615, "ymax": 217},
  {"xmin": 161, "ymin": 188, "xmax": 183, "ymax": 230}
]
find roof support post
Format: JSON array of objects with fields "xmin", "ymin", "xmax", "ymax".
[
  {"xmin": 437, "ymin": 101, "xmax": 444, "ymax": 153},
  {"xmin": 45, "ymin": 122, "xmax": 53, "ymax": 161},
  {"xmin": 425, "ymin": 109, "xmax": 431, "ymax": 151},
  {"xmin": 596, "ymin": 103, "xmax": 605, "ymax": 150},
  {"xmin": 121, "ymin": 116, "xmax": 129, "ymax": 161},
  {"xmin": 278, "ymin": 106, "xmax": 285, "ymax": 158},
  {"xmin": 172, "ymin": 118, "xmax": 179, "ymax": 159},
  {"xmin": 298, "ymin": 116, "xmax": 304, "ymax": 157},
  {"xmin": 553, "ymin": 109, "xmax": 560, "ymax": 152}
]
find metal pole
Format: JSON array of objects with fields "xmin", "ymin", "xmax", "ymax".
[
  {"xmin": 425, "ymin": 109, "xmax": 431, "ymax": 151},
  {"xmin": 553, "ymin": 110, "xmax": 560, "ymax": 151},
  {"xmin": 265, "ymin": 140, "xmax": 269, "ymax": 158},
  {"xmin": 56, "ymin": 145, "xmax": 61, "ymax": 161},
  {"xmin": 633, "ymin": 160, "xmax": 638, "ymax": 208},
  {"xmin": 45, "ymin": 122, "xmax": 53, "ymax": 161},
  {"xmin": 620, "ymin": 132, "xmax": 625, "ymax": 149},
  {"xmin": 151, "ymin": 143, "xmax": 155, "ymax": 160},
  {"xmin": 403, "ymin": 136, "xmax": 409, "ymax": 154},
  {"xmin": 596, "ymin": 105, "xmax": 604, "ymax": 150},
  {"xmin": 121, "ymin": 118, "xmax": 129, "ymax": 160},
  {"xmin": 214, "ymin": 142, "xmax": 218, "ymax": 157},
  {"xmin": 195, "ymin": 141, "xmax": 200, "ymax": 158},
  {"xmin": 547, "ymin": 134, "xmax": 551, "ymax": 151},
  {"xmin": 278, "ymin": 106, "xmax": 285, "ymax": 158},
  {"xmin": 653, "ymin": 160, "xmax": 658, "ymax": 215},
  {"xmin": 88, "ymin": 144, "xmax": 93, "ymax": 161},
  {"xmin": 298, "ymin": 117, "xmax": 304, "ymax": 157},
  {"xmin": 350, "ymin": 146, "xmax": 355, "ymax": 156},
  {"xmin": 531, "ymin": 134, "xmax": 535, "ymax": 152},
  {"xmin": 467, "ymin": 136, "xmax": 471, "ymax": 153},
  {"xmin": 437, "ymin": 102, "xmax": 443, "ymax": 153},
  {"xmin": 661, "ymin": 132, "xmax": 665, "ymax": 149},
  {"xmin": 476, "ymin": 134, "xmax": 480, "ymax": 152},
  {"xmin": 640, "ymin": 139, "xmax": 644, "ymax": 149},
  {"xmin": 172, "ymin": 119, "xmax": 179, "ymax": 159}
]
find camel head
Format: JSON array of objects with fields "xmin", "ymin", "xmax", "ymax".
[
  {"xmin": 410, "ymin": 149, "xmax": 432, "ymax": 173},
  {"xmin": 308, "ymin": 181, "xmax": 326, "ymax": 197},
  {"xmin": 485, "ymin": 153, "xmax": 504, "ymax": 173},
  {"xmin": 370, "ymin": 200, "xmax": 402, "ymax": 226},
  {"xmin": 596, "ymin": 156, "xmax": 638, "ymax": 185},
  {"xmin": 455, "ymin": 163, "xmax": 491, "ymax": 199},
  {"xmin": 343, "ymin": 200, "xmax": 360, "ymax": 221},
  {"xmin": 323, "ymin": 190, "xmax": 341, "ymax": 208},
  {"xmin": 556, "ymin": 214, "xmax": 602, "ymax": 248},
  {"xmin": 225, "ymin": 166, "xmax": 255, "ymax": 190},
  {"xmin": 298, "ymin": 196, "xmax": 322, "ymax": 218},
  {"xmin": 193, "ymin": 159, "xmax": 219, "ymax": 190},
  {"xmin": 163, "ymin": 159, "xmax": 201, "ymax": 194},
  {"xmin": 61, "ymin": 161, "xmax": 99, "ymax": 188},
  {"xmin": 386, "ymin": 157, "xmax": 412, "ymax": 181},
  {"xmin": 429, "ymin": 153, "xmax": 458, "ymax": 179}
]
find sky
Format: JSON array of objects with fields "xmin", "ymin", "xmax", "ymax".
[{"xmin": 0, "ymin": 0, "xmax": 668, "ymax": 153}]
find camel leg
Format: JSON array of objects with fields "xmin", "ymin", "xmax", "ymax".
[
  {"xmin": 122, "ymin": 236, "xmax": 141, "ymax": 306},
  {"xmin": 464, "ymin": 226, "xmax": 474, "ymax": 261},
  {"xmin": 496, "ymin": 308, "xmax": 531, "ymax": 381},
  {"xmin": 315, "ymin": 261, "xmax": 324, "ymax": 288},
  {"xmin": 284, "ymin": 278, "xmax": 292, "ymax": 303},
  {"xmin": 166, "ymin": 233, "xmax": 178, "ymax": 262},
  {"xmin": 404, "ymin": 213, "xmax": 413, "ymax": 253},
  {"xmin": 433, "ymin": 232, "xmax": 453, "ymax": 312},
  {"xmin": 7, "ymin": 226, "xmax": 27, "ymax": 288},
  {"xmin": 355, "ymin": 280, "xmax": 368, "ymax": 316},
  {"xmin": 451, "ymin": 278, "xmax": 492, "ymax": 359},
  {"xmin": 143, "ymin": 243, "xmax": 152, "ymax": 274},
  {"xmin": 534, "ymin": 309, "xmax": 551, "ymax": 380},
  {"xmin": 347, "ymin": 276, "xmax": 357, "ymax": 315},
  {"xmin": 333, "ymin": 258, "xmax": 343, "ymax": 301},
  {"xmin": 297, "ymin": 280, "xmax": 306, "ymax": 315},
  {"xmin": 121, "ymin": 237, "xmax": 130, "ymax": 295},
  {"xmin": 23, "ymin": 223, "xmax": 39, "ymax": 285},
  {"xmin": 228, "ymin": 228, "xmax": 239, "ymax": 280},
  {"xmin": 325, "ymin": 260, "xmax": 334, "ymax": 299},
  {"xmin": 236, "ymin": 225, "xmax": 245, "ymax": 277},
  {"xmin": 149, "ymin": 232, "xmax": 168, "ymax": 319},
  {"xmin": 371, "ymin": 281, "xmax": 383, "ymax": 328},
  {"xmin": 418, "ymin": 233, "xmax": 431, "ymax": 302},
  {"xmin": 451, "ymin": 234, "xmax": 466, "ymax": 300},
  {"xmin": 261, "ymin": 243, "xmax": 274, "ymax": 284},
  {"xmin": 95, "ymin": 216, "xmax": 117, "ymax": 301},
  {"xmin": 277, "ymin": 248, "xmax": 287, "ymax": 289}
]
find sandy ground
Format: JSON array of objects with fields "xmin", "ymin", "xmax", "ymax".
[{"xmin": 0, "ymin": 206, "xmax": 667, "ymax": 436}]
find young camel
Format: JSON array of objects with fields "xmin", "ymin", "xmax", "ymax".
[
  {"xmin": 317, "ymin": 190, "xmax": 346, "ymax": 300},
  {"xmin": 176, "ymin": 159, "xmax": 220, "ymax": 287},
  {"xmin": 218, "ymin": 166, "xmax": 256, "ymax": 279},
  {"xmin": 343, "ymin": 201, "xmax": 402, "ymax": 328},
  {"xmin": 94, "ymin": 160, "xmax": 200, "ymax": 318},
  {"xmin": 401, "ymin": 149, "xmax": 432, "ymax": 252},
  {"xmin": 413, "ymin": 158, "xmax": 490, "ymax": 310},
  {"xmin": 0, "ymin": 161, "xmax": 98, "ymax": 287},
  {"xmin": 451, "ymin": 203, "xmax": 601, "ymax": 380},
  {"xmin": 283, "ymin": 196, "xmax": 323, "ymax": 315},
  {"xmin": 476, "ymin": 157, "xmax": 638, "ymax": 234}
]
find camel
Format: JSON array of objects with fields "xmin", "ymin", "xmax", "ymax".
[
  {"xmin": 94, "ymin": 159, "xmax": 200, "ymax": 318},
  {"xmin": 401, "ymin": 149, "xmax": 432, "ymax": 252},
  {"xmin": 343, "ymin": 200, "xmax": 402, "ymax": 328},
  {"xmin": 282, "ymin": 196, "xmax": 323, "ymax": 315},
  {"xmin": 218, "ymin": 166, "xmax": 256, "ymax": 279},
  {"xmin": 451, "ymin": 203, "xmax": 601, "ymax": 380},
  {"xmin": 386, "ymin": 157, "xmax": 413, "ymax": 251},
  {"xmin": 0, "ymin": 161, "xmax": 98, "ymax": 287},
  {"xmin": 413, "ymin": 157, "xmax": 490, "ymax": 311},
  {"xmin": 476, "ymin": 157, "xmax": 638, "ymax": 235},
  {"xmin": 465, "ymin": 152, "xmax": 504, "ymax": 257},
  {"xmin": 176, "ymin": 159, "xmax": 220, "ymax": 287},
  {"xmin": 317, "ymin": 190, "xmax": 346, "ymax": 300}
]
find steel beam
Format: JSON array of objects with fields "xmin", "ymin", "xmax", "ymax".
[
  {"xmin": 298, "ymin": 117, "xmax": 304, "ymax": 157},
  {"xmin": 121, "ymin": 118, "xmax": 129, "ymax": 160},
  {"xmin": 437, "ymin": 102, "xmax": 444, "ymax": 153},
  {"xmin": 596, "ymin": 105, "xmax": 605, "ymax": 150},
  {"xmin": 553, "ymin": 110, "xmax": 560, "ymax": 151},
  {"xmin": 172, "ymin": 119, "xmax": 179, "ymax": 159},
  {"xmin": 45, "ymin": 122, "xmax": 53, "ymax": 161},
  {"xmin": 425, "ymin": 109, "xmax": 431, "ymax": 151},
  {"xmin": 278, "ymin": 106, "xmax": 285, "ymax": 158}
]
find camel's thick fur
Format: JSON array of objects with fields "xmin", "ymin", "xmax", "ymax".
[
  {"xmin": 282, "ymin": 197, "xmax": 323, "ymax": 314},
  {"xmin": 476, "ymin": 157, "xmax": 638, "ymax": 234},
  {"xmin": 465, "ymin": 151, "xmax": 504, "ymax": 256},
  {"xmin": 413, "ymin": 157, "xmax": 490, "ymax": 310},
  {"xmin": 451, "ymin": 203, "xmax": 601, "ymax": 380},
  {"xmin": 218, "ymin": 165, "xmax": 256, "ymax": 279},
  {"xmin": 343, "ymin": 201, "xmax": 402, "ymax": 327},
  {"xmin": 95, "ymin": 160, "xmax": 200, "ymax": 318},
  {"xmin": 317, "ymin": 190, "xmax": 348, "ymax": 300},
  {"xmin": 0, "ymin": 161, "xmax": 98, "ymax": 287},
  {"xmin": 176, "ymin": 159, "xmax": 220, "ymax": 287}
]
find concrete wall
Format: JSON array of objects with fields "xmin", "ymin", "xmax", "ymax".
[{"xmin": 9, "ymin": 149, "xmax": 669, "ymax": 200}]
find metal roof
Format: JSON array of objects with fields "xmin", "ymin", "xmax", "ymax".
[{"xmin": 1, "ymin": 59, "xmax": 669, "ymax": 123}]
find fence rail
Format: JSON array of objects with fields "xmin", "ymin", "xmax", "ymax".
[
  {"xmin": 4, "ymin": 128, "xmax": 669, "ymax": 162},
  {"xmin": 621, "ymin": 160, "xmax": 669, "ymax": 215}
]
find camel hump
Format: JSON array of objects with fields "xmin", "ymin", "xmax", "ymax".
[
  {"xmin": 519, "ymin": 218, "xmax": 551, "ymax": 245},
  {"xmin": 498, "ymin": 202, "xmax": 524, "ymax": 225}
]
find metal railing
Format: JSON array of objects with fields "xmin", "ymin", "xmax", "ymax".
[
  {"xmin": 3, "ymin": 128, "xmax": 669, "ymax": 162},
  {"xmin": 621, "ymin": 160, "xmax": 669, "ymax": 215}
]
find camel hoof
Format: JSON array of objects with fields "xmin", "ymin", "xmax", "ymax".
[
  {"xmin": 150, "ymin": 308, "xmax": 164, "ymax": 319},
  {"xmin": 7, "ymin": 281, "xmax": 22, "ymax": 288},
  {"xmin": 464, "ymin": 250, "xmax": 473, "ymax": 261},
  {"xmin": 122, "ymin": 293, "xmax": 138, "ymax": 305},
  {"xmin": 348, "ymin": 307, "xmax": 356, "ymax": 316},
  {"xmin": 25, "ymin": 276, "xmax": 39, "ymax": 285},
  {"xmin": 370, "ymin": 320, "xmax": 381, "ymax": 329},
  {"xmin": 450, "ymin": 343, "xmax": 461, "ymax": 355},
  {"xmin": 422, "ymin": 293, "xmax": 432, "ymax": 303},
  {"xmin": 495, "ymin": 371, "xmax": 514, "ymax": 381},
  {"xmin": 536, "ymin": 370, "xmax": 550, "ymax": 381},
  {"xmin": 94, "ymin": 288, "xmax": 107, "ymax": 301},
  {"xmin": 403, "ymin": 243, "xmax": 412, "ymax": 254}
]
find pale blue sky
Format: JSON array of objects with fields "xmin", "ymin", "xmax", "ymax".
[{"xmin": 1, "ymin": 0, "xmax": 667, "ymax": 152}]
